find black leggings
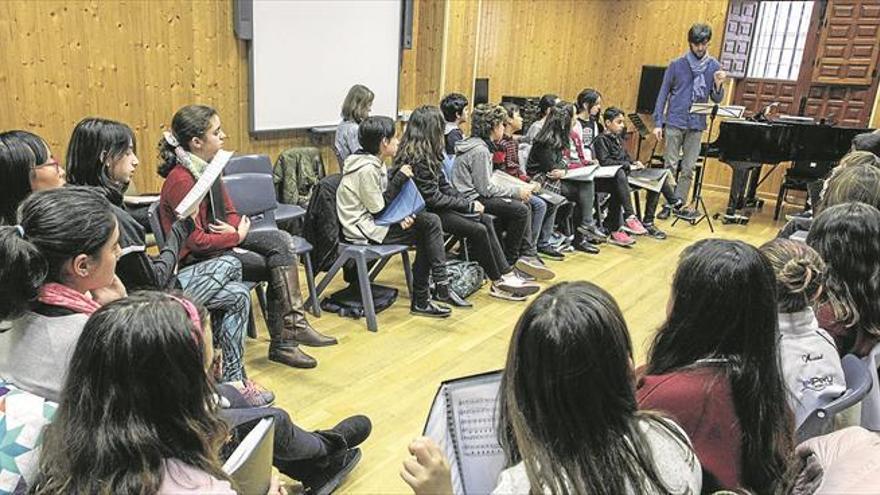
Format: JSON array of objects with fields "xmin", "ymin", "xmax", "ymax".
[
  {"xmin": 231, "ymin": 229, "xmax": 298, "ymax": 281},
  {"xmin": 380, "ymin": 211, "xmax": 447, "ymax": 298},
  {"xmin": 595, "ymin": 169, "xmax": 633, "ymax": 231},
  {"xmin": 435, "ymin": 210, "xmax": 510, "ymax": 281},
  {"xmin": 480, "ymin": 196, "xmax": 530, "ymax": 265}
]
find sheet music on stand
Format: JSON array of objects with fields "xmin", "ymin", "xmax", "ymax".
[
  {"xmin": 423, "ymin": 371, "xmax": 505, "ymax": 495},
  {"xmin": 174, "ymin": 149, "xmax": 235, "ymax": 218},
  {"xmin": 689, "ymin": 103, "xmax": 746, "ymax": 119}
]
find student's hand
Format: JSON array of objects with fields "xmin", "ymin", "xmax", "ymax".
[
  {"xmin": 632, "ymin": 161, "xmax": 645, "ymax": 170},
  {"xmin": 209, "ymin": 220, "xmax": 236, "ymax": 234},
  {"xmin": 236, "ymin": 216, "xmax": 251, "ymax": 242},
  {"xmin": 472, "ymin": 200, "xmax": 485, "ymax": 214},
  {"xmin": 400, "ymin": 437, "xmax": 453, "ymax": 495},
  {"xmin": 652, "ymin": 127, "xmax": 663, "ymax": 141},
  {"xmin": 714, "ymin": 69, "xmax": 728, "ymax": 87},
  {"xmin": 266, "ymin": 475, "xmax": 287, "ymax": 495},
  {"xmin": 400, "ymin": 164, "xmax": 414, "ymax": 178},
  {"xmin": 530, "ymin": 182, "xmax": 542, "ymax": 193},
  {"xmin": 547, "ymin": 169, "xmax": 565, "ymax": 180},
  {"xmin": 400, "ymin": 216, "xmax": 415, "ymax": 230},
  {"xmin": 91, "ymin": 275, "xmax": 128, "ymax": 306},
  {"xmin": 518, "ymin": 187, "xmax": 532, "ymax": 201}
]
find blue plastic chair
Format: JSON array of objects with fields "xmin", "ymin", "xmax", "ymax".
[
  {"xmin": 796, "ymin": 354, "xmax": 875, "ymax": 443},
  {"xmin": 224, "ymin": 154, "xmax": 305, "ymax": 226}
]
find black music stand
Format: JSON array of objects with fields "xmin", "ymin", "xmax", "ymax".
[
  {"xmin": 671, "ymin": 103, "xmax": 744, "ymax": 233},
  {"xmin": 627, "ymin": 113, "xmax": 659, "ymax": 164}
]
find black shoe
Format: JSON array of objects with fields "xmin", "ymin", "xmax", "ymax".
[
  {"xmin": 656, "ymin": 204, "xmax": 672, "ymax": 220},
  {"xmin": 643, "ymin": 223, "xmax": 667, "ymax": 240},
  {"xmin": 537, "ymin": 245, "xmax": 565, "ymax": 261},
  {"xmin": 301, "ymin": 448, "xmax": 363, "ymax": 495},
  {"xmin": 577, "ymin": 224, "xmax": 606, "ymax": 244},
  {"xmin": 410, "ymin": 300, "xmax": 452, "ymax": 318},
  {"xmin": 433, "ymin": 283, "xmax": 473, "ymax": 308},
  {"xmin": 574, "ymin": 240, "xmax": 600, "ymax": 254},
  {"xmin": 328, "ymin": 415, "xmax": 372, "ymax": 450}
]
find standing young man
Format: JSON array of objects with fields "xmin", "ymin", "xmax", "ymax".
[{"xmin": 652, "ymin": 23, "xmax": 727, "ymax": 219}]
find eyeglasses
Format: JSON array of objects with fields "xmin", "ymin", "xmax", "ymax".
[{"xmin": 33, "ymin": 157, "xmax": 63, "ymax": 174}]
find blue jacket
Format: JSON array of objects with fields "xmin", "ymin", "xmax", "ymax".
[{"xmin": 653, "ymin": 54, "xmax": 724, "ymax": 131}]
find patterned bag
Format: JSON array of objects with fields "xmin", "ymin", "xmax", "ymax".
[
  {"xmin": 445, "ymin": 260, "xmax": 485, "ymax": 299},
  {"xmin": 0, "ymin": 382, "xmax": 58, "ymax": 495}
]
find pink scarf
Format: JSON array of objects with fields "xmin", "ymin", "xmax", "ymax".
[{"xmin": 37, "ymin": 283, "xmax": 101, "ymax": 315}]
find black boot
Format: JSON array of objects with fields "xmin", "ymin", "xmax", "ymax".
[
  {"xmin": 269, "ymin": 266, "xmax": 337, "ymax": 348},
  {"xmin": 433, "ymin": 282, "xmax": 472, "ymax": 308}
]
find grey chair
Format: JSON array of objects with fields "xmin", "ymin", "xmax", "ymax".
[
  {"xmin": 315, "ymin": 235, "xmax": 414, "ymax": 333},
  {"xmin": 796, "ymin": 354, "xmax": 875, "ymax": 443},
  {"xmin": 222, "ymin": 173, "xmax": 320, "ymax": 317},
  {"xmin": 147, "ymin": 201, "xmax": 266, "ymax": 338},
  {"xmin": 224, "ymin": 154, "xmax": 305, "ymax": 226}
]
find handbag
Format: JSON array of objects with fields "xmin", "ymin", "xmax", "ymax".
[{"xmin": 444, "ymin": 260, "xmax": 485, "ymax": 299}]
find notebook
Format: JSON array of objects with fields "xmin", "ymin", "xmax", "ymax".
[
  {"xmin": 423, "ymin": 371, "xmax": 505, "ymax": 495},
  {"xmin": 174, "ymin": 149, "xmax": 234, "ymax": 218},
  {"xmin": 491, "ymin": 171, "xmax": 565, "ymax": 206},
  {"xmin": 592, "ymin": 165, "xmax": 622, "ymax": 179},
  {"xmin": 628, "ymin": 168, "xmax": 669, "ymax": 193},
  {"xmin": 560, "ymin": 164, "xmax": 600, "ymax": 181},
  {"xmin": 222, "ymin": 417, "xmax": 275, "ymax": 494},
  {"xmin": 375, "ymin": 179, "xmax": 426, "ymax": 226}
]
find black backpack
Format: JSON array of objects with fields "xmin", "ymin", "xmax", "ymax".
[{"xmin": 320, "ymin": 283, "xmax": 398, "ymax": 319}]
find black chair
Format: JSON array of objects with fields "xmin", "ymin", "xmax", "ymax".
[
  {"xmin": 774, "ymin": 160, "xmax": 834, "ymax": 220},
  {"xmin": 147, "ymin": 202, "xmax": 265, "ymax": 338},
  {"xmin": 224, "ymin": 154, "xmax": 305, "ymax": 226}
]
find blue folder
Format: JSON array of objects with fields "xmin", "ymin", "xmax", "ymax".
[{"xmin": 375, "ymin": 179, "xmax": 426, "ymax": 226}]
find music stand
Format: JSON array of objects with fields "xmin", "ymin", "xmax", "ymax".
[
  {"xmin": 627, "ymin": 113, "xmax": 658, "ymax": 164},
  {"xmin": 671, "ymin": 103, "xmax": 745, "ymax": 232}
]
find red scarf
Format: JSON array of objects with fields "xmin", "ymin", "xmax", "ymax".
[{"xmin": 37, "ymin": 283, "xmax": 101, "ymax": 315}]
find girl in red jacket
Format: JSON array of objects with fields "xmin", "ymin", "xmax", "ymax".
[{"xmin": 157, "ymin": 105, "xmax": 335, "ymax": 370}]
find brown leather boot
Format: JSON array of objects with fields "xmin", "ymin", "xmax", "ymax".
[
  {"xmin": 266, "ymin": 267, "xmax": 318, "ymax": 369},
  {"xmin": 269, "ymin": 265, "xmax": 338, "ymax": 347}
]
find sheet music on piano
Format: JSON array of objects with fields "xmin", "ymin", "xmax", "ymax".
[
  {"xmin": 424, "ymin": 371, "xmax": 505, "ymax": 495},
  {"xmin": 174, "ymin": 149, "xmax": 234, "ymax": 218}
]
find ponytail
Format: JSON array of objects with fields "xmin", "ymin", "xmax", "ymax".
[
  {"xmin": 0, "ymin": 225, "xmax": 48, "ymax": 319},
  {"xmin": 157, "ymin": 105, "xmax": 217, "ymax": 178}
]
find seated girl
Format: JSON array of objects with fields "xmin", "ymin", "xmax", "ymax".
[
  {"xmin": 637, "ymin": 239, "xmax": 795, "ymax": 493},
  {"xmin": 403, "ymin": 105, "xmax": 538, "ymax": 301},
  {"xmin": 157, "ymin": 104, "xmax": 335, "ymax": 370},
  {"xmin": 65, "ymin": 117, "xmax": 267, "ymax": 402},
  {"xmin": 759, "ymin": 238, "xmax": 845, "ymax": 428},
  {"xmin": 0, "ymin": 130, "xmax": 66, "ymax": 225},
  {"xmin": 29, "ymin": 291, "xmax": 371, "ymax": 495},
  {"xmin": 401, "ymin": 281, "xmax": 702, "ymax": 494}
]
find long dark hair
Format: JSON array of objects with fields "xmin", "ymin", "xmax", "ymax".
[
  {"xmin": 807, "ymin": 202, "xmax": 880, "ymax": 355},
  {"xmin": 645, "ymin": 239, "xmax": 794, "ymax": 494},
  {"xmin": 499, "ymin": 282, "xmax": 696, "ymax": 494},
  {"xmin": 66, "ymin": 117, "xmax": 137, "ymax": 202},
  {"xmin": 0, "ymin": 130, "xmax": 51, "ymax": 225},
  {"xmin": 0, "ymin": 187, "xmax": 115, "ymax": 320},
  {"xmin": 157, "ymin": 104, "xmax": 217, "ymax": 178},
  {"xmin": 394, "ymin": 105, "xmax": 445, "ymax": 174},
  {"xmin": 534, "ymin": 102, "xmax": 574, "ymax": 152},
  {"xmin": 30, "ymin": 291, "xmax": 230, "ymax": 494}
]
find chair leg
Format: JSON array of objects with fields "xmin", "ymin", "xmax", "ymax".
[
  {"xmin": 401, "ymin": 250, "xmax": 414, "ymax": 298},
  {"xmin": 634, "ymin": 190, "xmax": 642, "ymax": 220},
  {"xmin": 315, "ymin": 252, "xmax": 349, "ymax": 299},
  {"xmin": 369, "ymin": 256, "xmax": 392, "ymax": 282},
  {"xmin": 255, "ymin": 283, "xmax": 269, "ymax": 330},
  {"xmin": 247, "ymin": 310, "xmax": 257, "ymax": 339},
  {"xmin": 354, "ymin": 253, "xmax": 378, "ymax": 332},
  {"xmin": 303, "ymin": 252, "xmax": 320, "ymax": 317},
  {"xmin": 774, "ymin": 183, "xmax": 786, "ymax": 221}
]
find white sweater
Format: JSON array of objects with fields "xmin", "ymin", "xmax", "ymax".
[
  {"xmin": 778, "ymin": 308, "xmax": 846, "ymax": 427},
  {"xmin": 491, "ymin": 418, "xmax": 701, "ymax": 494}
]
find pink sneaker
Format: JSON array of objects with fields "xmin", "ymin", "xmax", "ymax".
[
  {"xmin": 622, "ymin": 215, "xmax": 648, "ymax": 235},
  {"xmin": 608, "ymin": 229, "xmax": 635, "ymax": 247}
]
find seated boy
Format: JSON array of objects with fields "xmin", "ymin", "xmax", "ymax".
[
  {"xmin": 495, "ymin": 102, "xmax": 564, "ymax": 260},
  {"xmin": 452, "ymin": 103, "xmax": 555, "ymax": 280},
  {"xmin": 441, "ymin": 93, "xmax": 468, "ymax": 156},
  {"xmin": 336, "ymin": 116, "xmax": 466, "ymax": 317},
  {"xmin": 594, "ymin": 107, "xmax": 684, "ymax": 240}
]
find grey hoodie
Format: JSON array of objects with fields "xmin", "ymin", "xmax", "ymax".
[
  {"xmin": 336, "ymin": 152, "xmax": 407, "ymax": 244},
  {"xmin": 451, "ymin": 137, "xmax": 518, "ymax": 203}
]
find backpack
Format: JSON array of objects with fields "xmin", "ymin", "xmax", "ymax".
[
  {"xmin": 320, "ymin": 283, "xmax": 399, "ymax": 319},
  {"xmin": 274, "ymin": 147, "xmax": 326, "ymax": 208},
  {"xmin": 444, "ymin": 260, "xmax": 485, "ymax": 299}
]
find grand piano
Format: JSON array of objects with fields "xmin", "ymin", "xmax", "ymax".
[{"xmin": 703, "ymin": 118, "xmax": 871, "ymax": 222}]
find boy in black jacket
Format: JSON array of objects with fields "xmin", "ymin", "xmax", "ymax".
[{"xmin": 595, "ymin": 107, "xmax": 685, "ymax": 240}]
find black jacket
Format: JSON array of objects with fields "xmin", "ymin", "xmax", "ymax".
[
  {"xmin": 412, "ymin": 157, "xmax": 473, "ymax": 214},
  {"xmin": 594, "ymin": 132, "xmax": 633, "ymax": 173},
  {"xmin": 526, "ymin": 141, "xmax": 566, "ymax": 176},
  {"xmin": 303, "ymin": 174, "xmax": 343, "ymax": 272}
]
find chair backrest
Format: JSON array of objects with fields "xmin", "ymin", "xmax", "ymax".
[
  {"xmin": 797, "ymin": 354, "xmax": 874, "ymax": 442},
  {"xmin": 222, "ymin": 173, "xmax": 279, "ymax": 230},
  {"xmin": 225, "ymin": 154, "xmax": 273, "ymax": 176},
  {"xmin": 147, "ymin": 201, "xmax": 166, "ymax": 248}
]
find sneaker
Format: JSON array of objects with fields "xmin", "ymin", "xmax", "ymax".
[
  {"xmin": 410, "ymin": 300, "xmax": 452, "ymax": 318},
  {"xmin": 584, "ymin": 226, "xmax": 607, "ymax": 245},
  {"xmin": 300, "ymin": 448, "xmax": 363, "ymax": 495},
  {"xmin": 622, "ymin": 215, "xmax": 648, "ymax": 235},
  {"xmin": 537, "ymin": 245, "xmax": 565, "ymax": 261},
  {"xmin": 489, "ymin": 283, "xmax": 528, "ymax": 301},
  {"xmin": 643, "ymin": 223, "xmax": 667, "ymax": 240},
  {"xmin": 230, "ymin": 379, "xmax": 275, "ymax": 408},
  {"xmin": 608, "ymin": 229, "xmax": 635, "ymax": 248},
  {"xmin": 495, "ymin": 274, "xmax": 540, "ymax": 297},
  {"xmin": 515, "ymin": 257, "xmax": 555, "ymax": 281},
  {"xmin": 574, "ymin": 240, "xmax": 600, "ymax": 254},
  {"xmin": 513, "ymin": 267, "xmax": 536, "ymax": 282}
]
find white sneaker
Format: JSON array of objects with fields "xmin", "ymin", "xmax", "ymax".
[
  {"xmin": 515, "ymin": 257, "xmax": 555, "ymax": 281},
  {"xmin": 489, "ymin": 283, "xmax": 528, "ymax": 301},
  {"xmin": 496, "ymin": 272, "xmax": 540, "ymax": 296}
]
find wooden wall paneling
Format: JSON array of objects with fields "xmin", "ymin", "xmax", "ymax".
[
  {"xmin": 804, "ymin": 83, "xmax": 877, "ymax": 126},
  {"xmin": 811, "ymin": 0, "xmax": 880, "ymax": 85},
  {"xmin": 441, "ymin": 0, "xmax": 480, "ymax": 99},
  {"xmin": 720, "ymin": 0, "xmax": 759, "ymax": 78},
  {"xmin": 734, "ymin": 78, "xmax": 799, "ymax": 115},
  {"xmin": 399, "ymin": 0, "xmax": 445, "ymax": 111}
]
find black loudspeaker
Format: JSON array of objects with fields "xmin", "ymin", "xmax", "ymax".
[
  {"xmin": 636, "ymin": 65, "xmax": 667, "ymax": 114},
  {"xmin": 474, "ymin": 78, "xmax": 489, "ymax": 105},
  {"xmin": 401, "ymin": 0, "xmax": 414, "ymax": 49},
  {"xmin": 233, "ymin": 0, "xmax": 253, "ymax": 40}
]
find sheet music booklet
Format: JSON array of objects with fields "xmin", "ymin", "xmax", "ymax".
[
  {"xmin": 222, "ymin": 416, "xmax": 274, "ymax": 494},
  {"xmin": 560, "ymin": 164, "xmax": 600, "ymax": 181},
  {"xmin": 174, "ymin": 149, "xmax": 235, "ymax": 218},
  {"xmin": 491, "ymin": 170, "xmax": 565, "ymax": 206},
  {"xmin": 628, "ymin": 168, "xmax": 669, "ymax": 193},
  {"xmin": 423, "ymin": 371, "xmax": 505, "ymax": 495}
]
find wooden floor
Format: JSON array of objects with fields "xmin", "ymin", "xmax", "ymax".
[{"xmin": 244, "ymin": 190, "xmax": 786, "ymax": 494}]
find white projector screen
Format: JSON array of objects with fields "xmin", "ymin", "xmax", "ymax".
[{"xmin": 249, "ymin": 0, "xmax": 402, "ymax": 132}]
